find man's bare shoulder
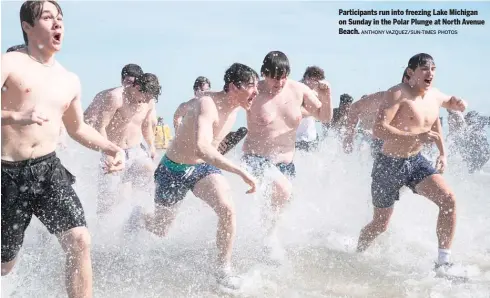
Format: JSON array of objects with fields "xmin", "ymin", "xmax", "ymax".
[
  {"xmin": 96, "ymin": 87, "xmax": 123, "ymax": 106},
  {"xmin": 384, "ymin": 83, "xmax": 405, "ymax": 103}
]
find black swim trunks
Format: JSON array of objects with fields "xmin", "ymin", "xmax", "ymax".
[
  {"xmin": 1, "ymin": 152, "xmax": 86, "ymax": 263},
  {"xmin": 371, "ymin": 152, "xmax": 438, "ymax": 208},
  {"xmin": 370, "ymin": 138, "xmax": 384, "ymax": 158},
  {"xmin": 242, "ymin": 154, "xmax": 296, "ymax": 180}
]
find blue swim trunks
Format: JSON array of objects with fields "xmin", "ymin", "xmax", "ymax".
[
  {"xmin": 371, "ymin": 152, "xmax": 438, "ymax": 208},
  {"xmin": 154, "ymin": 155, "xmax": 222, "ymax": 206},
  {"xmin": 242, "ymin": 154, "xmax": 296, "ymax": 180}
]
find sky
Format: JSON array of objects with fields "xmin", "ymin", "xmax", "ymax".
[{"xmin": 2, "ymin": 1, "xmax": 489, "ymax": 133}]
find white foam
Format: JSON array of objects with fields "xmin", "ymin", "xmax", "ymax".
[{"xmin": 2, "ymin": 137, "xmax": 489, "ymax": 297}]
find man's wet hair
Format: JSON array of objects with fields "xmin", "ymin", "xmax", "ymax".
[
  {"xmin": 260, "ymin": 51, "xmax": 290, "ymax": 79},
  {"xmin": 223, "ymin": 63, "xmax": 259, "ymax": 92},
  {"xmin": 20, "ymin": 1, "xmax": 63, "ymax": 45},
  {"xmin": 193, "ymin": 76, "xmax": 211, "ymax": 92},
  {"xmin": 134, "ymin": 73, "xmax": 162, "ymax": 102},
  {"xmin": 303, "ymin": 66, "xmax": 325, "ymax": 81},
  {"xmin": 402, "ymin": 68, "xmax": 410, "ymax": 83},
  {"xmin": 407, "ymin": 53, "xmax": 435, "ymax": 71},
  {"xmin": 340, "ymin": 93, "xmax": 354, "ymax": 105},
  {"xmin": 6, "ymin": 44, "xmax": 26, "ymax": 53},
  {"xmin": 121, "ymin": 64, "xmax": 143, "ymax": 81}
]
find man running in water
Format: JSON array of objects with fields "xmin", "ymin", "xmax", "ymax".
[
  {"xmin": 128, "ymin": 63, "xmax": 259, "ymax": 291},
  {"xmin": 295, "ymin": 66, "xmax": 324, "ymax": 152},
  {"xmin": 1, "ymin": 2, "xmax": 124, "ymax": 297},
  {"xmin": 243, "ymin": 51, "xmax": 332, "ymax": 262},
  {"xmin": 84, "ymin": 71, "xmax": 160, "ymax": 215},
  {"xmin": 356, "ymin": 53, "xmax": 467, "ymax": 275},
  {"xmin": 344, "ymin": 69, "xmax": 411, "ymax": 156},
  {"xmin": 173, "ymin": 76, "xmax": 211, "ymax": 129}
]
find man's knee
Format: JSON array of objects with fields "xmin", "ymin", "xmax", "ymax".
[
  {"xmin": 59, "ymin": 227, "xmax": 92, "ymax": 254},
  {"xmin": 271, "ymin": 178, "xmax": 292, "ymax": 201},
  {"xmin": 438, "ymin": 192, "xmax": 456, "ymax": 213},
  {"xmin": 1, "ymin": 260, "xmax": 17, "ymax": 276}
]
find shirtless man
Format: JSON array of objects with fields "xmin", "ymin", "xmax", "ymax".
[
  {"xmin": 356, "ymin": 53, "xmax": 467, "ymax": 274},
  {"xmin": 296, "ymin": 66, "xmax": 325, "ymax": 152},
  {"xmin": 173, "ymin": 75, "xmax": 211, "ymax": 129},
  {"xmin": 343, "ymin": 69, "xmax": 411, "ymax": 157},
  {"xmin": 128, "ymin": 63, "xmax": 259, "ymax": 291},
  {"xmin": 242, "ymin": 51, "xmax": 332, "ymax": 261},
  {"xmin": 1, "ymin": 2, "xmax": 123, "ymax": 297},
  {"xmin": 84, "ymin": 71, "xmax": 160, "ymax": 215}
]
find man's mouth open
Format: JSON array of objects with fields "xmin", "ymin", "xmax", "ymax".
[{"xmin": 53, "ymin": 33, "xmax": 61, "ymax": 43}]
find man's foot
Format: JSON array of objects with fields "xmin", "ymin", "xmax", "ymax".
[
  {"xmin": 124, "ymin": 206, "xmax": 144, "ymax": 235},
  {"xmin": 215, "ymin": 266, "xmax": 242, "ymax": 292},
  {"xmin": 434, "ymin": 262, "xmax": 469, "ymax": 283}
]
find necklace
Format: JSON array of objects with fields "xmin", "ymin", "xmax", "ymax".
[{"xmin": 27, "ymin": 48, "xmax": 55, "ymax": 67}]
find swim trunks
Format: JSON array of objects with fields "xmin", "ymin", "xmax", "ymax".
[
  {"xmin": 98, "ymin": 143, "xmax": 151, "ymax": 195},
  {"xmin": 295, "ymin": 137, "xmax": 319, "ymax": 152},
  {"xmin": 1, "ymin": 152, "xmax": 86, "ymax": 263},
  {"xmin": 242, "ymin": 154, "xmax": 296, "ymax": 180},
  {"xmin": 371, "ymin": 152, "xmax": 438, "ymax": 208},
  {"xmin": 154, "ymin": 155, "xmax": 222, "ymax": 206},
  {"xmin": 370, "ymin": 138, "xmax": 384, "ymax": 158}
]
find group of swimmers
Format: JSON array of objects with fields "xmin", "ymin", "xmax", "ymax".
[{"xmin": 1, "ymin": 1, "xmax": 470, "ymax": 297}]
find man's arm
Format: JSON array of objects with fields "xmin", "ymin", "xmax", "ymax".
[
  {"xmin": 84, "ymin": 91, "xmax": 120, "ymax": 139},
  {"xmin": 431, "ymin": 117, "xmax": 446, "ymax": 157},
  {"xmin": 2, "ymin": 54, "xmax": 17, "ymax": 125},
  {"xmin": 301, "ymin": 82, "xmax": 332, "ymax": 122},
  {"xmin": 373, "ymin": 88, "xmax": 417, "ymax": 140},
  {"xmin": 63, "ymin": 76, "xmax": 120, "ymax": 156},
  {"xmin": 195, "ymin": 97, "xmax": 245, "ymax": 176},
  {"xmin": 173, "ymin": 101, "xmax": 191, "ymax": 129},
  {"xmin": 438, "ymin": 90, "xmax": 467, "ymax": 112},
  {"xmin": 142, "ymin": 103, "xmax": 156, "ymax": 155}
]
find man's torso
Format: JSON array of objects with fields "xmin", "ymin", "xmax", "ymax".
[
  {"xmin": 2, "ymin": 52, "xmax": 76, "ymax": 161},
  {"xmin": 167, "ymin": 95, "xmax": 238, "ymax": 164},
  {"xmin": 244, "ymin": 80, "xmax": 303, "ymax": 163}
]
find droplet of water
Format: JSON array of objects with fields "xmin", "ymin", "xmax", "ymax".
[
  {"xmin": 38, "ymin": 44, "xmax": 44, "ymax": 49},
  {"xmin": 1, "ymin": 86, "xmax": 7, "ymax": 92}
]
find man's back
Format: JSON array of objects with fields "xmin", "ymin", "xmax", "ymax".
[
  {"xmin": 83, "ymin": 87, "xmax": 123, "ymax": 126},
  {"xmin": 2, "ymin": 51, "xmax": 78, "ymax": 161}
]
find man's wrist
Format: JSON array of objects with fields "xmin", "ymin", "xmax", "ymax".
[{"xmin": 101, "ymin": 142, "xmax": 121, "ymax": 156}]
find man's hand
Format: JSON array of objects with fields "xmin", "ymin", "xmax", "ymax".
[
  {"xmin": 435, "ymin": 155, "xmax": 447, "ymax": 173},
  {"xmin": 317, "ymin": 80, "xmax": 330, "ymax": 92},
  {"xmin": 103, "ymin": 150, "xmax": 125, "ymax": 173},
  {"xmin": 417, "ymin": 130, "xmax": 440, "ymax": 144},
  {"xmin": 238, "ymin": 169, "xmax": 257, "ymax": 194},
  {"xmin": 149, "ymin": 145, "xmax": 157, "ymax": 160},
  {"xmin": 14, "ymin": 107, "xmax": 49, "ymax": 126},
  {"xmin": 449, "ymin": 96, "xmax": 467, "ymax": 112}
]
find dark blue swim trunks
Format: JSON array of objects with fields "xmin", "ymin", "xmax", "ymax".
[
  {"xmin": 154, "ymin": 155, "xmax": 222, "ymax": 206},
  {"xmin": 371, "ymin": 152, "xmax": 438, "ymax": 208},
  {"xmin": 242, "ymin": 154, "xmax": 296, "ymax": 180},
  {"xmin": 370, "ymin": 138, "xmax": 384, "ymax": 158}
]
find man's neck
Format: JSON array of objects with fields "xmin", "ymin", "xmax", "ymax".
[
  {"xmin": 26, "ymin": 43, "xmax": 55, "ymax": 66},
  {"xmin": 215, "ymin": 91, "xmax": 239, "ymax": 114}
]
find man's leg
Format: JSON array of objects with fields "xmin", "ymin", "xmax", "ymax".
[
  {"xmin": 192, "ymin": 174, "xmax": 236, "ymax": 269},
  {"xmin": 140, "ymin": 203, "xmax": 181, "ymax": 237},
  {"xmin": 415, "ymin": 174, "xmax": 457, "ymax": 265},
  {"xmin": 357, "ymin": 207, "xmax": 394, "ymax": 252},
  {"xmin": 57, "ymin": 227, "xmax": 93, "ymax": 298},
  {"xmin": 266, "ymin": 173, "xmax": 293, "ymax": 240}
]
